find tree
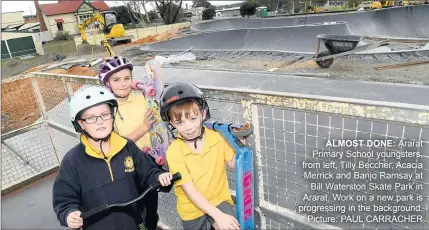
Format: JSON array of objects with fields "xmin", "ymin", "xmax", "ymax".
[
  {"xmin": 245, "ymin": 0, "xmax": 273, "ymax": 11},
  {"xmin": 202, "ymin": 7, "xmax": 216, "ymax": 20},
  {"xmin": 148, "ymin": 11, "xmax": 159, "ymax": 20},
  {"xmin": 154, "ymin": 0, "xmax": 183, "ymax": 24},
  {"xmin": 110, "ymin": 6, "xmax": 133, "ymax": 25},
  {"xmin": 121, "ymin": 1, "xmax": 144, "ymax": 25},
  {"xmin": 193, "ymin": 0, "xmax": 212, "ymax": 8},
  {"xmin": 240, "ymin": 2, "xmax": 257, "ymax": 17},
  {"xmin": 140, "ymin": 1, "xmax": 150, "ymax": 23},
  {"xmin": 192, "ymin": 0, "xmax": 200, "ymax": 7}
]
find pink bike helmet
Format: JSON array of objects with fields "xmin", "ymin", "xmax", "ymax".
[{"xmin": 98, "ymin": 56, "xmax": 133, "ymax": 85}]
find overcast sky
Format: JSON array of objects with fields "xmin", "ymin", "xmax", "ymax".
[{"xmin": 1, "ymin": 1, "xmax": 244, "ymax": 16}]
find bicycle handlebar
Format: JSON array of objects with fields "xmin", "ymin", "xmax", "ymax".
[{"xmin": 81, "ymin": 172, "xmax": 181, "ymax": 221}]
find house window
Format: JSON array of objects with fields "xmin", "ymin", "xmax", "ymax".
[{"xmin": 57, "ymin": 22, "xmax": 63, "ymax": 31}]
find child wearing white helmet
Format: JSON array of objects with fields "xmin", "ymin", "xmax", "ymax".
[
  {"xmin": 52, "ymin": 86, "xmax": 173, "ymax": 230},
  {"xmin": 98, "ymin": 56, "xmax": 162, "ymax": 229}
]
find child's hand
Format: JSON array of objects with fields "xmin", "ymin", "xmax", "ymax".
[
  {"xmin": 142, "ymin": 109, "xmax": 155, "ymax": 133},
  {"xmin": 158, "ymin": 172, "xmax": 173, "ymax": 186},
  {"xmin": 67, "ymin": 210, "xmax": 83, "ymax": 229},
  {"xmin": 213, "ymin": 212, "xmax": 240, "ymax": 230}
]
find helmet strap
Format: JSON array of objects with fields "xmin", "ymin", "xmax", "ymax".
[
  {"xmin": 76, "ymin": 115, "xmax": 116, "ymax": 159},
  {"xmin": 176, "ymin": 126, "xmax": 205, "ymax": 149}
]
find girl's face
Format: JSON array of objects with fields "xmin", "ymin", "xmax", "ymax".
[
  {"xmin": 77, "ymin": 104, "xmax": 114, "ymax": 139},
  {"xmin": 107, "ymin": 68, "xmax": 132, "ymax": 98}
]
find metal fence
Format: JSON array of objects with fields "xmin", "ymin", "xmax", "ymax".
[{"xmin": 1, "ymin": 72, "xmax": 428, "ymax": 230}]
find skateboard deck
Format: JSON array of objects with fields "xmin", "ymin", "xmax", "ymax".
[
  {"xmin": 204, "ymin": 121, "xmax": 255, "ymax": 230},
  {"xmin": 131, "ymin": 60, "xmax": 169, "ymax": 166}
]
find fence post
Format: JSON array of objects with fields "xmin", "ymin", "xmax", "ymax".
[
  {"xmin": 250, "ymin": 103, "xmax": 265, "ymax": 229},
  {"xmin": 5, "ymin": 40, "xmax": 13, "ymax": 58},
  {"xmin": 63, "ymin": 79, "xmax": 74, "ymax": 102},
  {"xmin": 31, "ymin": 78, "xmax": 48, "ymax": 120}
]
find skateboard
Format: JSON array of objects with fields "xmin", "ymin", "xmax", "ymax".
[
  {"xmin": 131, "ymin": 59, "xmax": 169, "ymax": 166},
  {"xmin": 204, "ymin": 121, "xmax": 255, "ymax": 230}
]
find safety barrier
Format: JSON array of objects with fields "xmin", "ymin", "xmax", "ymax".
[{"xmin": 1, "ymin": 72, "xmax": 428, "ymax": 229}]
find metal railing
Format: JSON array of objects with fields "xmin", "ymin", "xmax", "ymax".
[{"xmin": 1, "ymin": 72, "xmax": 428, "ymax": 230}]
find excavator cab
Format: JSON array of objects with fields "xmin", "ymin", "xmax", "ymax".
[
  {"xmin": 100, "ymin": 11, "xmax": 119, "ymax": 35},
  {"xmin": 99, "ymin": 11, "xmax": 128, "ymax": 42}
]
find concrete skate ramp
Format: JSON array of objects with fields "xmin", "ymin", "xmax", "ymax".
[
  {"xmin": 140, "ymin": 22, "xmax": 352, "ymax": 53},
  {"xmin": 192, "ymin": 5, "xmax": 429, "ymax": 39}
]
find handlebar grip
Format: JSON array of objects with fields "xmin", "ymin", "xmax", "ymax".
[
  {"xmin": 81, "ymin": 204, "xmax": 109, "ymax": 221},
  {"xmin": 172, "ymin": 172, "xmax": 181, "ymax": 182},
  {"xmin": 150, "ymin": 172, "xmax": 182, "ymax": 190}
]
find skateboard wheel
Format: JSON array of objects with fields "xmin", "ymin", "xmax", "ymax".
[
  {"xmin": 316, "ymin": 51, "xmax": 334, "ymax": 68},
  {"xmin": 156, "ymin": 157, "xmax": 165, "ymax": 165},
  {"xmin": 142, "ymin": 146, "xmax": 151, "ymax": 154},
  {"xmin": 146, "ymin": 87, "xmax": 156, "ymax": 97},
  {"xmin": 131, "ymin": 80, "xmax": 143, "ymax": 90},
  {"xmin": 232, "ymin": 123, "xmax": 254, "ymax": 137}
]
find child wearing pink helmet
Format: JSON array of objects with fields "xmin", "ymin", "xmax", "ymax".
[{"xmin": 98, "ymin": 56, "xmax": 161, "ymax": 230}]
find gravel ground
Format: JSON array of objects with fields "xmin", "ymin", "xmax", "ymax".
[
  {"xmin": 122, "ymin": 47, "xmax": 429, "ymax": 86},
  {"xmin": 1, "ymin": 53, "xmax": 63, "ymax": 79}
]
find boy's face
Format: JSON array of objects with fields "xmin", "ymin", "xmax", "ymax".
[
  {"xmin": 78, "ymin": 104, "xmax": 114, "ymax": 139},
  {"xmin": 170, "ymin": 102, "xmax": 206, "ymax": 140},
  {"xmin": 107, "ymin": 68, "xmax": 132, "ymax": 98}
]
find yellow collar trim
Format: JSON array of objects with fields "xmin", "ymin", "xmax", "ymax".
[{"xmin": 81, "ymin": 131, "xmax": 127, "ymax": 160}]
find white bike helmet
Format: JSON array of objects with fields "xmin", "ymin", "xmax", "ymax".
[{"xmin": 69, "ymin": 86, "xmax": 118, "ymax": 134}]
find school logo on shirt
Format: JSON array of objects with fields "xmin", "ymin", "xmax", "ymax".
[{"xmin": 124, "ymin": 156, "xmax": 135, "ymax": 172}]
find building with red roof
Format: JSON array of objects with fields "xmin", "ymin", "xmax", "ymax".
[{"xmin": 38, "ymin": 0, "xmax": 109, "ymax": 37}]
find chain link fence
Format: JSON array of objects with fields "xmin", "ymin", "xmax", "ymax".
[{"xmin": 1, "ymin": 72, "xmax": 428, "ymax": 229}]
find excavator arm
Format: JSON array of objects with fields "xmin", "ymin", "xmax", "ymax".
[
  {"xmin": 78, "ymin": 13, "xmax": 105, "ymax": 43},
  {"xmin": 77, "ymin": 13, "xmax": 114, "ymax": 57}
]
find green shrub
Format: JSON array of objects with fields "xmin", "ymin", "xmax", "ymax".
[{"xmin": 54, "ymin": 31, "xmax": 72, "ymax": 41}]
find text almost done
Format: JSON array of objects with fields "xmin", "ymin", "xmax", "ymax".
[{"xmin": 296, "ymin": 139, "xmax": 425, "ymax": 227}]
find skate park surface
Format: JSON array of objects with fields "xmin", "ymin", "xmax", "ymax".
[
  {"xmin": 3, "ymin": 5, "xmax": 429, "ymax": 230},
  {"xmin": 158, "ymin": 67, "xmax": 429, "ymax": 106},
  {"xmin": 139, "ymin": 4, "xmax": 429, "ymax": 106},
  {"xmin": 2, "ymin": 174, "xmax": 68, "ymax": 229},
  {"xmin": 140, "ymin": 5, "xmax": 429, "ymax": 53}
]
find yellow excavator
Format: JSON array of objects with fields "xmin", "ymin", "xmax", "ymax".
[
  {"xmin": 370, "ymin": 0, "xmax": 392, "ymax": 9},
  {"xmin": 78, "ymin": 11, "xmax": 134, "ymax": 56}
]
